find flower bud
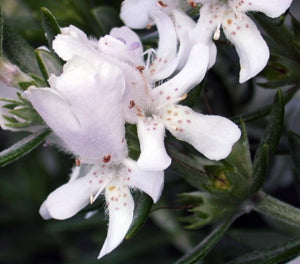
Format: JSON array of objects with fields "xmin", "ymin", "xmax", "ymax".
[{"xmin": 0, "ymin": 58, "xmax": 32, "ymax": 88}]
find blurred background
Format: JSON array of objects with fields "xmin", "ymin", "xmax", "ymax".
[{"xmin": 0, "ymin": 0, "xmax": 300, "ymax": 263}]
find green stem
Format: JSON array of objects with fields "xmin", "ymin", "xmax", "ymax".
[{"xmin": 254, "ymin": 192, "xmax": 300, "ymax": 228}]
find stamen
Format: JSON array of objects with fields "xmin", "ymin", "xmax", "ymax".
[
  {"xmin": 90, "ymin": 194, "xmax": 94, "ymax": 204},
  {"xmin": 142, "ymin": 48, "xmax": 156, "ymax": 69},
  {"xmin": 213, "ymin": 24, "xmax": 221, "ymax": 40}
]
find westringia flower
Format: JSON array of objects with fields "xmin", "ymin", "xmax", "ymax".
[
  {"xmin": 120, "ymin": 0, "xmax": 208, "ymax": 79},
  {"xmin": 52, "ymin": 25, "xmax": 241, "ymax": 172},
  {"xmin": 191, "ymin": 0, "xmax": 293, "ymax": 83},
  {"xmin": 25, "ymin": 56, "xmax": 164, "ymax": 259}
]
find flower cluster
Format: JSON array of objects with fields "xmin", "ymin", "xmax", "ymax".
[{"xmin": 0, "ymin": 0, "xmax": 293, "ymax": 259}]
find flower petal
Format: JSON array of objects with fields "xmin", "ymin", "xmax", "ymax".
[
  {"xmin": 53, "ymin": 25, "xmax": 99, "ymax": 62},
  {"xmin": 28, "ymin": 56, "xmax": 128, "ymax": 162},
  {"xmin": 122, "ymin": 158, "xmax": 164, "ymax": 203},
  {"xmin": 153, "ymin": 42, "xmax": 209, "ymax": 105},
  {"xmin": 25, "ymin": 87, "xmax": 81, "ymax": 156},
  {"xmin": 222, "ymin": 12, "xmax": 270, "ymax": 83},
  {"xmin": 192, "ymin": 2, "xmax": 225, "ymax": 44},
  {"xmin": 109, "ymin": 26, "xmax": 144, "ymax": 65},
  {"xmin": 148, "ymin": 10, "xmax": 177, "ymax": 81},
  {"xmin": 120, "ymin": 0, "xmax": 156, "ymax": 29},
  {"xmin": 163, "ymin": 105, "xmax": 241, "ymax": 160},
  {"xmin": 39, "ymin": 201, "xmax": 52, "ymax": 220},
  {"xmin": 42, "ymin": 165, "xmax": 113, "ymax": 220},
  {"xmin": 233, "ymin": 0, "xmax": 293, "ymax": 18},
  {"xmin": 98, "ymin": 178, "xmax": 134, "ymax": 259},
  {"xmin": 137, "ymin": 118, "xmax": 171, "ymax": 171},
  {"xmin": 173, "ymin": 9, "xmax": 195, "ymax": 69}
]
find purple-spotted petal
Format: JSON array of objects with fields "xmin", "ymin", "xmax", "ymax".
[
  {"xmin": 98, "ymin": 178, "xmax": 134, "ymax": 259},
  {"xmin": 192, "ymin": 2, "xmax": 226, "ymax": 44},
  {"xmin": 122, "ymin": 158, "xmax": 164, "ymax": 203},
  {"xmin": 41, "ymin": 165, "xmax": 113, "ymax": 220},
  {"xmin": 233, "ymin": 0, "xmax": 293, "ymax": 18},
  {"xmin": 163, "ymin": 105, "xmax": 241, "ymax": 160},
  {"xmin": 153, "ymin": 42, "xmax": 209, "ymax": 105},
  {"xmin": 137, "ymin": 118, "xmax": 171, "ymax": 171},
  {"xmin": 222, "ymin": 12, "xmax": 269, "ymax": 83}
]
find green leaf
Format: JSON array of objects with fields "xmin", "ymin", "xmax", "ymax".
[
  {"xmin": 226, "ymin": 237, "xmax": 300, "ymax": 264},
  {"xmin": 92, "ymin": 6, "xmax": 122, "ymax": 36},
  {"xmin": 9, "ymin": 107, "xmax": 35, "ymax": 121},
  {"xmin": 41, "ymin": 7, "xmax": 61, "ymax": 50},
  {"xmin": 126, "ymin": 192, "xmax": 153, "ymax": 240},
  {"xmin": 249, "ymin": 144, "xmax": 269, "ymax": 194},
  {"xmin": 0, "ymin": 129, "xmax": 50, "ymax": 167},
  {"xmin": 174, "ymin": 216, "xmax": 235, "ymax": 264},
  {"xmin": 225, "ymin": 120, "xmax": 252, "ymax": 179},
  {"xmin": 231, "ymin": 86, "xmax": 297, "ymax": 123},
  {"xmin": 35, "ymin": 49, "xmax": 63, "ymax": 81},
  {"xmin": 250, "ymin": 89, "xmax": 284, "ymax": 194},
  {"xmin": 27, "ymin": 73, "xmax": 48, "ymax": 87},
  {"xmin": 253, "ymin": 13, "xmax": 300, "ymax": 61},
  {"xmin": 2, "ymin": 24, "xmax": 42, "ymax": 76},
  {"xmin": 287, "ymin": 131, "xmax": 300, "ymax": 176}
]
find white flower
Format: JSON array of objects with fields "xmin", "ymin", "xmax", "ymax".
[
  {"xmin": 51, "ymin": 25, "xmax": 241, "ymax": 172},
  {"xmin": 25, "ymin": 55, "xmax": 164, "ymax": 258},
  {"xmin": 120, "ymin": 0, "xmax": 206, "ymax": 78},
  {"xmin": 192, "ymin": 0, "xmax": 293, "ymax": 83}
]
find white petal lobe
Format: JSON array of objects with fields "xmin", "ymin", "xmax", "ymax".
[
  {"xmin": 163, "ymin": 105, "xmax": 241, "ymax": 160},
  {"xmin": 137, "ymin": 118, "xmax": 171, "ymax": 171},
  {"xmin": 98, "ymin": 179, "xmax": 134, "ymax": 259},
  {"xmin": 123, "ymin": 158, "xmax": 164, "ymax": 203},
  {"xmin": 222, "ymin": 13, "xmax": 269, "ymax": 83},
  {"xmin": 43, "ymin": 166, "xmax": 112, "ymax": 220}
]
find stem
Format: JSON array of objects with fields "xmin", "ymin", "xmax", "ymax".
[{"xmin": 253, "ymin": 192, "xmax": 300, "ymax": 228}]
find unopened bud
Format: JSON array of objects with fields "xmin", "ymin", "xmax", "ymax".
[{"xmin": 0, "ymin": 58, "xmax": 32, "ymax": 88}]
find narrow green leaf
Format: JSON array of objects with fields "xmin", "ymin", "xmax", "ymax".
[
  {"xmin": 2, "ymin": 114, "xmax": 18, "ymax": 123},
  {"xmin": 174, "ymin": 216, "xmax": 235, "ymax": 264},
  {"xmin": 0, "ymin": 98, "xmax": 25, "ymax": 105},
  {"xmin": 9, "ymin": 107, "xmax": 35, "ymax": 121},
  {"xmin": 225, "ymin": 120, "xmax": 252, "ymax": 179},
  {"xmin": 250, "ymin": 89, "xmax": 284, "ymax": 193},
  {"xmin": 5, "ymin": 121, "xmax": 31, "ymax": 129},
  {"xmin": 35, "ymin": 49, "xmax": 63, "ymax": 81},
  {"xmin": 41, "ymin": 7, "xmax": 61, "ymax": 50},
  {"xmin": 126, "ymin": 192, "xmax": 153, "ymax": 240},
  {"xmin": 250, "ymin": 144, "xmax": 269, "ymax": 194},
  {"xmin": 2, "ymin": 24, "xmax": 42, "ymax": 76},
  {"xmin": 254, "ymin": 13, "xmax": 300, "ymax": 61},
  {"xmin": 231, "ymin": 86, "xmax": 297, "ymax": 123},
  {"xmin": 92, "ymin": 6, "xmax": 122, "ymax": 36},
  {"xmin": 27, "ymin": 73, "xmax": 48, "ymax": 87},
  {"xmin": 0, "ymin": 129, "xmax": 50, "ymax": 167},
  {"xmin": 226, "ymin": 237, "xmax": 300, "ymax": 264},
  {"xmin": 287, "ymin": 131, "xmax": 300, "ymax": 176}
]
